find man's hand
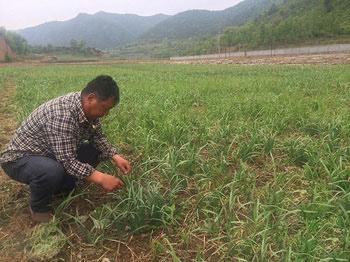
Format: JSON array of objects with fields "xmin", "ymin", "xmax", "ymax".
[
  {"xmin": 112, "ymin": 154, "xmax": 132, "ymax": 175},
  {"xmin": 100, "ymin": 174, "xmax": 124, "ymax": 191},
  {"xmin": 87, "ymin": 170, "xmax": 124, "ymax": 191}
]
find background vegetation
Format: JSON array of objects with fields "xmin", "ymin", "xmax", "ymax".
[
  {"xmin": 219, "ymin": 0, "xmax": 350, "ymax": 50},
  {"xmin": 0, "ymin": 27, "xmax": 29, "ymax": 55}
]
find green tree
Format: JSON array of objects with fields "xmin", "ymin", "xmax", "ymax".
[
  {"xmin": 77, "ymin": 40, "xmax": 86, "ymax": 51},
  {"xmin": 4, "ymin": 52, "xmax": 13, "ymax": 62},
  {"xmin": 324, "ymin": 0, "xmax": 333, "ymax": 13},
  {"xmin": 70, "ymin": 39, "xmax": 78, "ymax": 50},
  {"xmin": 0, "ymin": 27, "xmax": 5, "ymax": 37},
  {"xmin": 4, "ymin": 30, "xmax": 28, "ymax": 54}
]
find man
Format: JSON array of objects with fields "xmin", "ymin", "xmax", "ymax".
[{"xmin": 0, "ymin": 75, "xmax": 131, "ymax": 222}]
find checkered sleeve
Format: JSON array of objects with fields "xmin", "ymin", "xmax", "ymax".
[
  {"xmin": 44, "ymin": 116, "xmax": 94, "ymax": 179},
  {"xmin": 92, "ymin": 121, "xmax": 118, "ymax": 161}
]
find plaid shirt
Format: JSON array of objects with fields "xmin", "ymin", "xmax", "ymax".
[{"xmin": 0, "ymin": 92, "xmax": 118, "ymax": 179}]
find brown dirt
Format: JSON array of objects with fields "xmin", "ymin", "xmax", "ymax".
[
  {"xmin": 170, "ymin": 52, "xmax": 350, "ymax": 65},
  {"xmin": 1, "ymin": 52, "xmax": 350, "ymax": 66},
  {"xmin": 0, "ymin": 37, "xmax": 15, "ymax": 62}
]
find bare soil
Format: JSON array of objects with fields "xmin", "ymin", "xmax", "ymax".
[
  {"xmin": 170, "ymin": 52, "xmax": 350, "ymax": 65},
  {"xmin": 1, "ymin": 52, "xmax": 350, "ymax": 67}
]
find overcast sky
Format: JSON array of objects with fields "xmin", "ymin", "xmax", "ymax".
[{"xmin": 0, "ymin": 0, "xmax": 244, "ymax": 30}]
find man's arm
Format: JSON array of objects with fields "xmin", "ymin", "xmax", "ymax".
[
  {"xmin": 92, "ymin": 121, "xmax": 118, "ymax": 161},
  {"xmin": 92, "ymin": 121, "xmax": 131, "ymax": 174},
  {"xmin": 44, "ymin": 116, "xmax": 123, "ymax": 190},
  {"xmin": 112, "ymin": 154, "xmax": 131, "ymax": 175},
  {"xmin": 44, "ymin": 116, "xmax": 93, "ymax": 179}
]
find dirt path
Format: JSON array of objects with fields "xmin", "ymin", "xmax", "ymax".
[
  {"xmin": 1, "ymin": 52, "xmax": 349, "ymax": 67},
  {"xmin": 170, "ymin": 52, "xmax": 350, "ymax": 65}
]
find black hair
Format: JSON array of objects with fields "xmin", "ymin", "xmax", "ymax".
[{"xmin": 82, "ymin": 75, "xmax": 119, "ymax": 104}]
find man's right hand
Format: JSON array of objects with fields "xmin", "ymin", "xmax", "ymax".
[{"xmin": 87, "ymin": 170, "xmax": 124, "ymax": 191}]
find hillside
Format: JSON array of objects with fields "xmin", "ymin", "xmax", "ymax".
[
  {"xmin": 0, "ymin": 28, "xmax": 28, "ymax": 61},
  {"xmin": 18, "ymin": 12, "xmax": 169, "ymax": 49},
  {"xmin": 219, "ymin": 0, "xmax": 350, "ymax": 50},
  {"xmin": 140, "ymin": 0, "xmax": 350, "ymax": 58},
  {"xmin": 141, "ymin": 0, "xmax": 282, "ymax": 40},
  {"xmin": 0, "ymin": 36, "xmax": 15, "ymax": 61}
]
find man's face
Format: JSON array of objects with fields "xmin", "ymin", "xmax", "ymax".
[{"xmin": 84, "ymin": 94, "xmax": 116, "ymax": 120}]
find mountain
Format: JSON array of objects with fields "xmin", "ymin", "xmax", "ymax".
[
  {"xmin": 16, "ymin": 0, "xmax": 348, "ymax": 58},
  {"xmin": 141, "ymin": 0, "xmax": 282, "ymax": 40},
  {"xmin": 18, "ymin": 12, "xmax": 169, "ymax": 49},
  {"xmin": 17, "ymin": 0, "xmax": 280, "ymax": 49}
]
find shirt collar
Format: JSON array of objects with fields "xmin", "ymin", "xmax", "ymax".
[
  {"xmin": 75, "ymin": 92, "xmax": 90, "ymax": 124},
  {"xmin": 75, "ymin": 92, "xmax": 99, "ymax": 128}
]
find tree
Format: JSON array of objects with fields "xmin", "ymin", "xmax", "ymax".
[
  {"xmin": 324, "ymin": 0, "xmax": 333, "ymax": 13},
  {"xmin": 267, "ymin": 4, "xmax": 278, "ymax": 16},
  {"xmin": 3, "ymin": 29, "xmax": 28, "ymax": 55},
  {"xmin": 0, "ymin": 27, "xmax": 5, "ymax": 37},
  {"xmin": 70, "ymin": 39, "xmax": 78, "ymax": 50},
  {"xmin": 77, "ymin": 40, "xmax": 86, "ymax": 54}
]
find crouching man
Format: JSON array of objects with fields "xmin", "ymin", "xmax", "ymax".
[{"xmin": 0, "ymin": 75, "xmax": 131, "ymax": 222}]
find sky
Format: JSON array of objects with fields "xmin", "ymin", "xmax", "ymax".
[{"xmin": 0, "ymin": 0, "xmax": 244, "ymax": 30}]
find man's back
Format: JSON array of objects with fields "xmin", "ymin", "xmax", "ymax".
[
  {"xmin": 0, "ymin": 92, "xmax": 81, "ymax": 164},
  {"xmin": 0, "ymin": 75, "xmax": 130, "ymax": 223}
]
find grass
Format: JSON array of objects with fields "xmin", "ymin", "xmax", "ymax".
[
  {"xmin": 0, "ymin": 63, "xmax": 350, "ymax": 260},
  {"xmin": 26, "ymin": 220, "xmax": 67, "ymax": 260}
]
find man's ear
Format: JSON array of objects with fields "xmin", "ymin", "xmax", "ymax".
[{"xmin": 86, "ymin": 93, "xmax": 97, "ymax": 103}]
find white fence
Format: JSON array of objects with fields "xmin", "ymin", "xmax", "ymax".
[{"xmin": 170, "ymin": 43, "xmax": 350, "ymax": 61}]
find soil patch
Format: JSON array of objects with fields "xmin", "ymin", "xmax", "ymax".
[{"xmin": 171, "ymin": 52, "xmax": 350, "ymax": 65}]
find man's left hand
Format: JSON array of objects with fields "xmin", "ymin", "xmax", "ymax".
[{"xmin": 112, "ymin": 154, "xmax": 132, "ymax": 175}]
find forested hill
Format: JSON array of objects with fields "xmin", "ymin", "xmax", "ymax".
[
  {"xmin": 219, "ymin": 0, "xmax": 350, "ymax": 50},
  {"xmin": 18, "ymin": 12, "xmax": 169, "ymax": 49},
  {"xmin": 141, "ymin": 0, "xmax": 282, "ymax": 40}
]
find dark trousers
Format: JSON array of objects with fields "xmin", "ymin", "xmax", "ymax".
[{"xmin": 1, "ymin": 144, "xmax": 100, "ymax": 212}]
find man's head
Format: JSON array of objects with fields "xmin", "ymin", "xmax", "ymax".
[{"xmin": 81, "ymin": 75, "xmax": 119, "ymax": 120}]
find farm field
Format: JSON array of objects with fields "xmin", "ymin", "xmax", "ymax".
[{"xmin": 1, "ymin": 63, "xmax": 350, "ymax": 261}]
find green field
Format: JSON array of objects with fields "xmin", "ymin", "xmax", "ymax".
[{"xmin": 1, "ymin": 63, "xmax": 350, "ymax": 260}]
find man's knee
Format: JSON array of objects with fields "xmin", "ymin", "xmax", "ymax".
[
  {"xmin": 43, "ymin": 160, "xmax": 65, "ymax": 184},
  {"xmin": 30, "ymin": 157, "xmax": 65, "ymax": 189}
]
